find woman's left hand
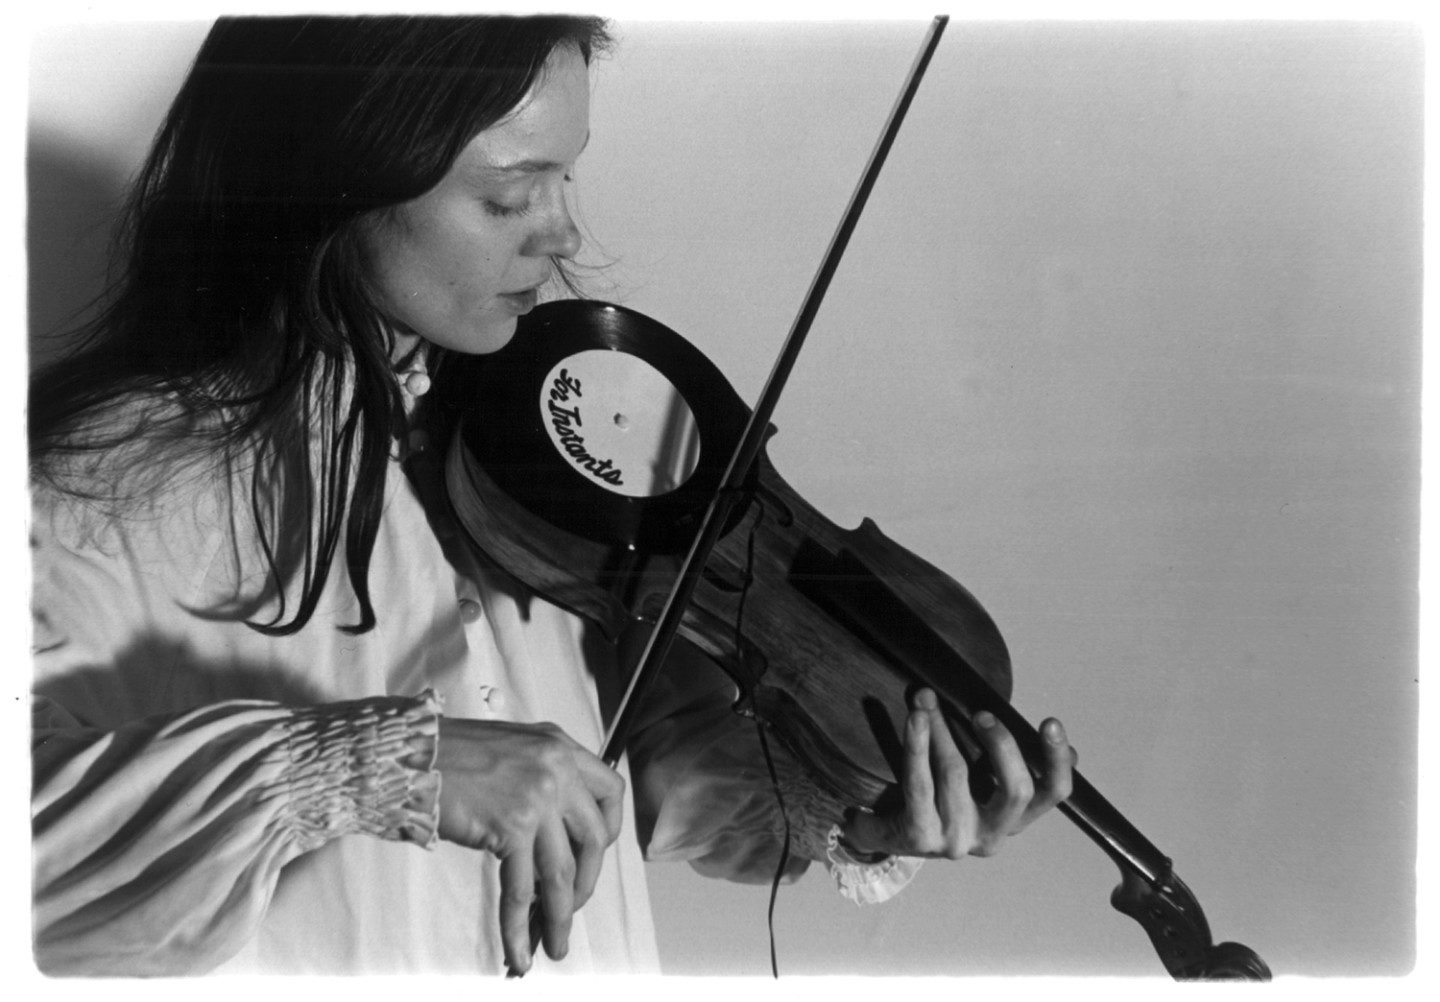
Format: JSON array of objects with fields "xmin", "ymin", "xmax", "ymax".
[{"xmin": 840, "ymin": 687, "xmax": 1075, "ymax": 860}]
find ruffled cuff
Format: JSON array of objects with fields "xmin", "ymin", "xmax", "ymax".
[
  {"xmin": 824, "ymin": 824, "xmax": 924, "ymax": 905},
  {"xmin": 281, "ymin": 690, "xmax": 441, "ymax": 850}
]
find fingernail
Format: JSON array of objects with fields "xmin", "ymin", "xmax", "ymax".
[
  {"xmin": 1046, "ymin": 721, "xmax": 1067, "ymax": 744},
  {"xmin": 911, "ymin": 711, "xmax": 929, "ymax": 735},
  {"xmin": 974, "ymin": 711, "xmax": 996, "ymax": 729}
]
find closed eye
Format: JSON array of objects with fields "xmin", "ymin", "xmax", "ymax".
[
  {"xmin": 483, "ymin": 199, "xmax": 532, "ymax": 219},
  {"xmin": 484, "ymin": 171, "xmax": 574, "ymax": 218}
]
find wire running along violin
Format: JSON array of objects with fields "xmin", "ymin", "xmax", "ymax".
[{"xmin": 432, "ymin": 16, "xmax": 1271, "ymax": 979}]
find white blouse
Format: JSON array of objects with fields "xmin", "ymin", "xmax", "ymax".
[{"xmin": 29, "ymin": 386, "xmax": 919, "ymax": 976}]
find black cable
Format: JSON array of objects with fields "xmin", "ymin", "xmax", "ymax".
[
  {"xmin": 727, "ymin": 500, "xmax": 791, "ymax": 978},
  {"xmin": 756, "ymin": 719, "xmax": 792, "ymax": 979}
]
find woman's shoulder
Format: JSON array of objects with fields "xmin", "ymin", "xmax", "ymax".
[{"xmin": 31, "ymin": 389, "xmax": 244, "ymax": 555}]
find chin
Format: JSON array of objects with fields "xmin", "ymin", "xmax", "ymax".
[{"xmin": 443, "ymin": 317, "xmax": 519, "ymax": 356}]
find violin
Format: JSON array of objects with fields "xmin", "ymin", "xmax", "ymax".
[
  {"xmin": 432, "ymin": 17, "xmax": 1271, "ymax": 979},
  {"xmin": 433, "ymin": 299, "xmax": 1269, "ymax": 980}
]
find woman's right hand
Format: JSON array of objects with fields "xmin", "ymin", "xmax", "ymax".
[{"xmin": 435, "ymin": 717, "xmax": 624, "ymax": 974}]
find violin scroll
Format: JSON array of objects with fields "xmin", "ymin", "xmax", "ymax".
[{"xmin": 1111, "ymin": 867, "xmax": 1271, "ymax": 980}]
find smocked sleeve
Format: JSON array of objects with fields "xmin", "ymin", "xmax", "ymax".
[
  {"xmin": 627, "ymin": 640, "xmax": 921, "ymax": 905},
  {"xmin": 27, "ymin": 466, "xmax": 442, "ymax": 975},
  {"xmin": 32, "ymin": 691, "xmax": 440, "ymax": 975}
]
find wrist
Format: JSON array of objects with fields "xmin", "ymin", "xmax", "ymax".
[
  {"xmin": 282, "ymin": 690, "xmax": 442, "ymax": 849},
  {"xmin": 830, "ymin": 821, "xmax": 888, "ymax": 865}
]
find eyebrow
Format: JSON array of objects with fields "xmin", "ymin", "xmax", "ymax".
[{"xmin": 483, "ymin": 131, "xmax": 591, "ymax": 177}]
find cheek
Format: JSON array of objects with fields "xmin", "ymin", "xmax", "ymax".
[
  {"xmin": 372, "ymin": 252, "xmax": 517, "ymax": 354},
  {"xmin": 366, "ymin": 222, "xmax": 480, "ymax": 313},
  {"xmin": 402, "ymin": 217, "xmax": 511, "ymax": 305},
  {"xmin": 358, "ymin": 201, "xmax": 523, "ymax": 352}
]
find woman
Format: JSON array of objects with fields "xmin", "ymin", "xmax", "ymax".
[{"xmin": 30, "ymin": 15, "xmax": 1075, "ymax": 976}]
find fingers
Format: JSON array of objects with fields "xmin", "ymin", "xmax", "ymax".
[
  {"xmin": 499, "ymin": 852, "xmax": 537, "ymax": 976},
  {"xmin": 534, "ymin": 821, "xmax": 576, "ymax": 961},
  {"xmin": 921, "ymin": 690, "xmax": 974, "ymax": 858},
  {"xmin": 967, "ymin": 710, "xmax": 1076, "ymax": 844},
  {"xmin": 832, "ymin": 690, "xmax": 1085, "ymax": 869},
  {"xmin": 568, "ymin": 754, "xmax": 623, "ymax": 910},
  {"xmin": 864, "ymin": 688, "xmax": 977, "ymax": 859},
  {"xmin": 871, "ymin": 687, "xmax": 953, "ymax": 856},
  {"xmin": 875, "ymin": 690, "xmax": 1076, "ymax": 862},
  {"xmin": 576, "ymin": 752, "xmax": 626, "ymax": 846},
  {"xmin": 970, "ymin": 710, "xmax": 1033, "ymax": 854},
  {"xmin": 502, "ymin": 790, "xmax": 612, "ymax": 973},
  {"xmin": 1019, "ymin": 717, "xmax": 1075, "ymax": 829},
  {"xmin": 902, "ymin": 692, "xmax": 938, "ymax": 822},
  {"xmin": 566, "ymin": 786, "xmax": 612, "ymax": 911},
  {"xmin": 435, "ymin": 718, "xmax": 626, "ymax": 975},
  {"xmin": 847, "ymin": 687, "xmax": 962, "ymax": 858},
  {"xmin": 529, "ymin": 754, "xmax": 620, "ymax": 959}
]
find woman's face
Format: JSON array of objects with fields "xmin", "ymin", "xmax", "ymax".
[{"xmin": 360, "ymin": 44, "xmax": 590, "ymax": 356}]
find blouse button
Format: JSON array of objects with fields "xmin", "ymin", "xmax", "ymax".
[
  {"xmin": 479, "ymin": 685, "xmax": 508, "ymax": 714},
  {"xmin": 457, "ymin": 598, "xmax": 483, "ymax": 624}
]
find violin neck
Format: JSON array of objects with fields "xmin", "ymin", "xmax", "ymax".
[
  {"xmin": 1057, "ymin": 776, "xmax": 1170, "ymax": 885},
  {"xmin": 791, "ymin": 543, "xmax": 1271, "ymax": 979}
]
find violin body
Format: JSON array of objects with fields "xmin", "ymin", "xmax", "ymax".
[
  {"xmin": 434, "ymin": 299, "xmax": 1270, "ymax": 980},
  {"xmin": 438, "ymin": 301, "xmax": 1011, "ymax": 810}
]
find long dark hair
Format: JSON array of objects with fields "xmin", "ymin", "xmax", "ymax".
[{"xmin": 29, "ymin": 15, "xmax": 611, "ymax": 635}]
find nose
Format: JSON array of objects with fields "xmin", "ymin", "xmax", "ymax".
[{"xmin": 523, "ymin": 185, "xmax": 582, "ymax": 261}]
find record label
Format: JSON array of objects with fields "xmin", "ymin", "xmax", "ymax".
[{"xmin": 539, "ymin": 349, "xmax": 701, "ymax": 499}]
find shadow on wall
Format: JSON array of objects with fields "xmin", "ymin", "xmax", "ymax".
[{"xmin": 27, "ymin": 127, "xmax": 133, "ymax": 373}]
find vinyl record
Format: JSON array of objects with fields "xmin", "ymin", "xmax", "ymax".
[{"xmin": 442, "ymin": 300, "xmax": 752, "ymax": 553}]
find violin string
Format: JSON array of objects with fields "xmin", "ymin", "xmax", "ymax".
[{"xmin": 729, "ymin": 500, "xmax": 790, "ymax": 979}]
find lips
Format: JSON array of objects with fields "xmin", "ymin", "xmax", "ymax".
[{"xmin": 498, "ymin": 286, "xmax": 540, "ymax": 313}]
